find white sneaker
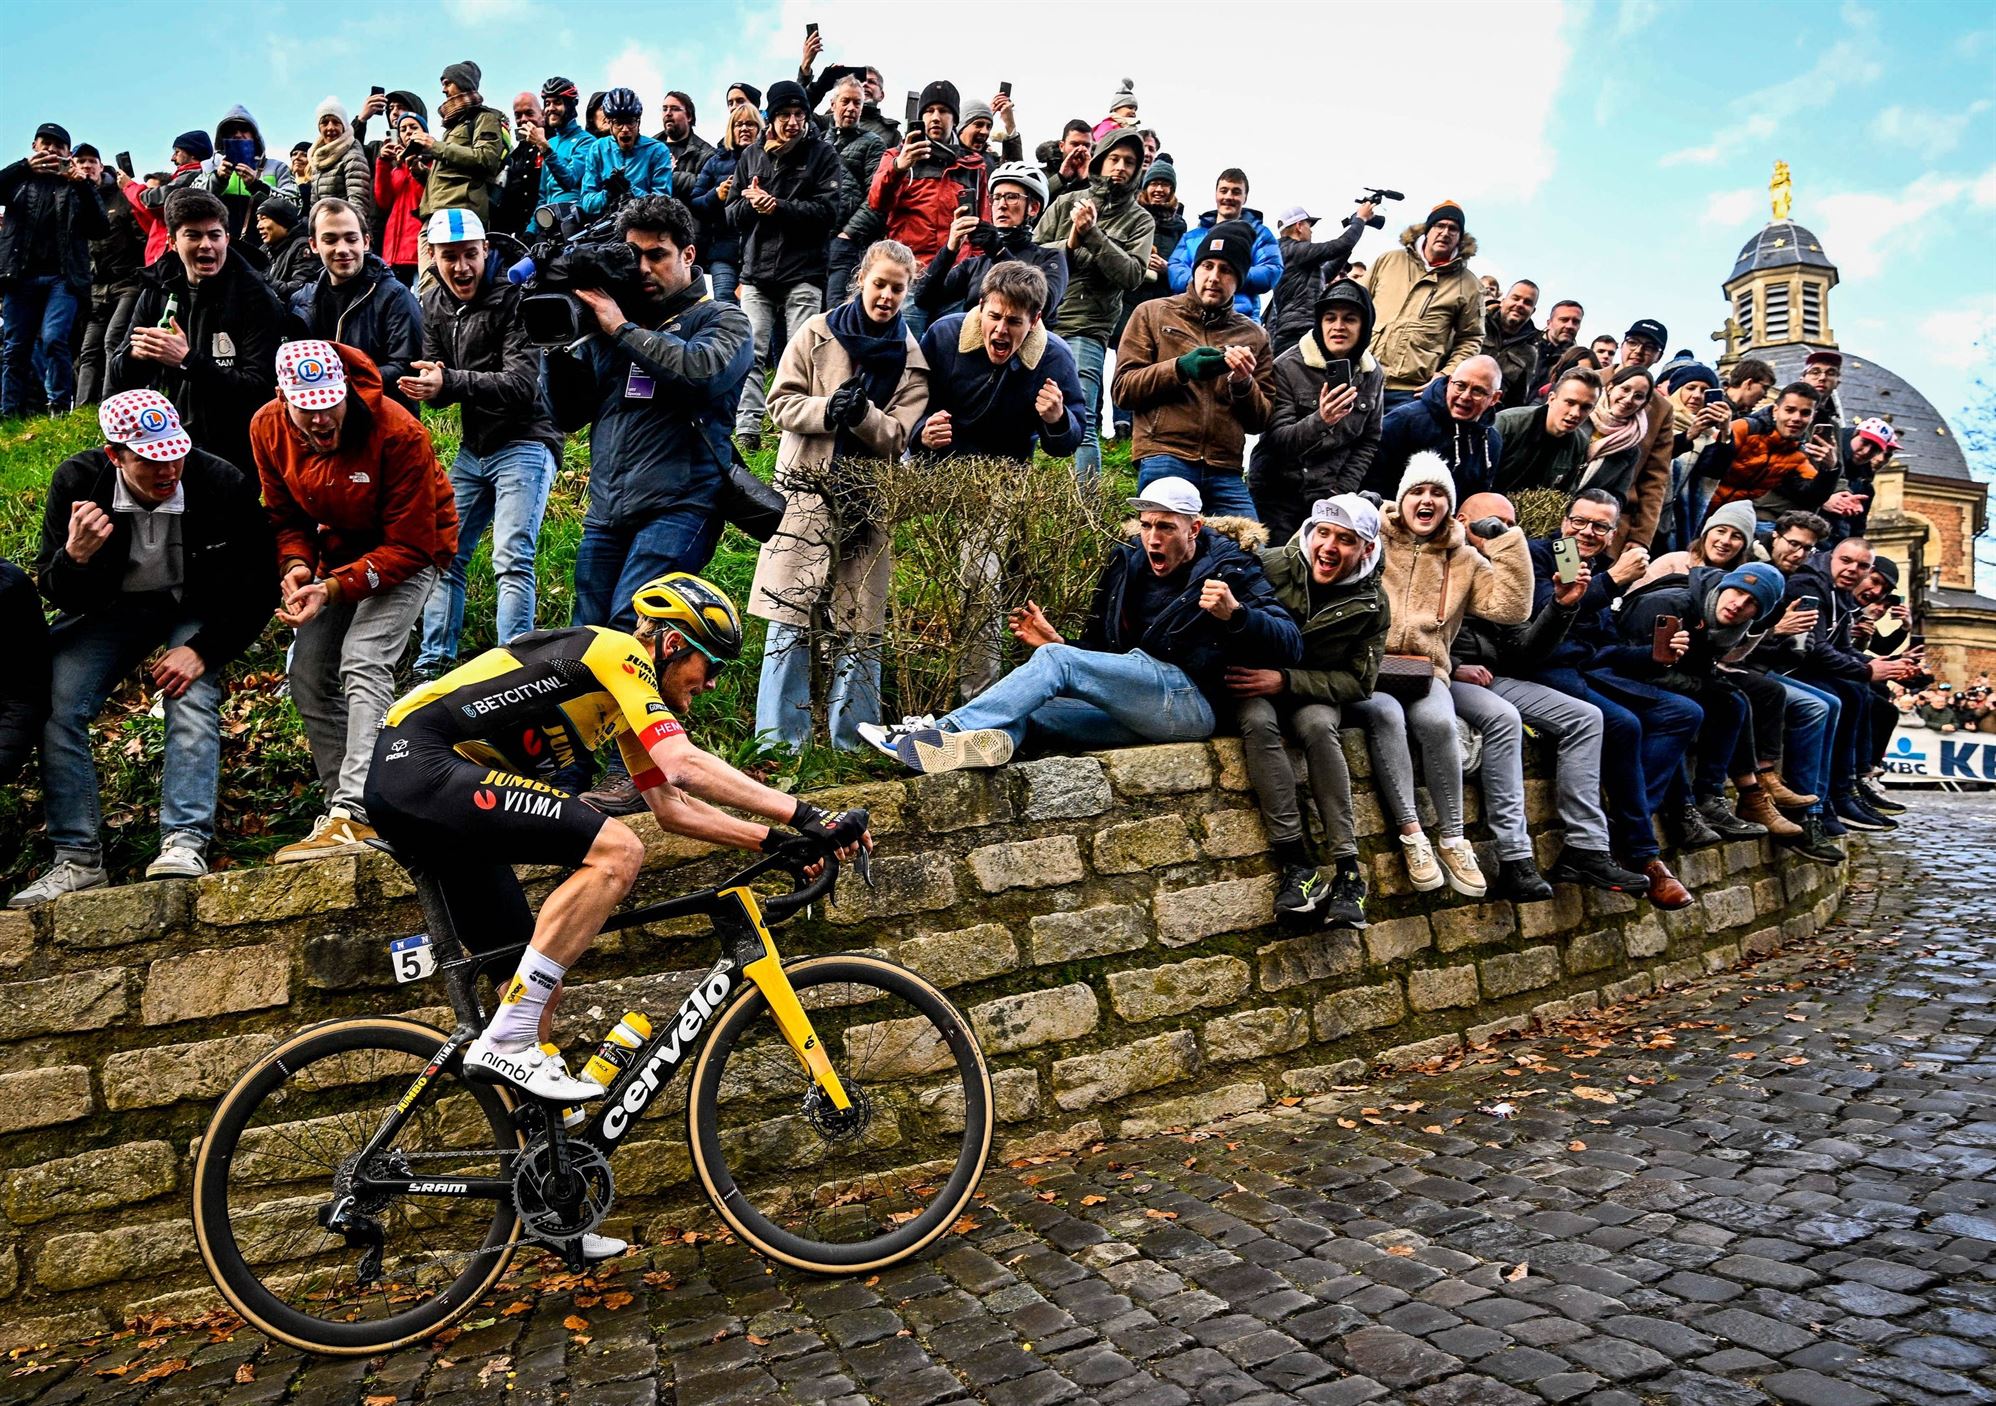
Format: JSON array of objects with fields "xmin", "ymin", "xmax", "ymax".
[
  {"xmin": 1437, "ymin": 836, "xmax": 1489, "ymax": 899},
  {"xmin": 9, "ymin": 858, "xmax": 110, "ymax": 908},
  {"xmin": 463, "ymin": 1037, "xmax": 606, "ymax": 1103},
  {"xmin": 146, "ymin": 833, "xmax": 209, "ymax": 880},
  {"xmin": 581, "ymin": 1233, "xmax": 628, "ymax": 1261},
  {"xmin": 856, "ymin": 714, "xmax": 937, "ymax": 761},
  {"xmin": 894, "ymin": 726, "xmax": 1014, "ymax": 775},
  {"xmin": 1398, "ymin": 833, "xmax": 1444, "ymax": 892}
]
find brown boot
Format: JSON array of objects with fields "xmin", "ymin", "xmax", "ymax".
[
  {"xmin": 1644, "ymin": 858, "xmax": 1693, "ymax": 910},
  {"xmin": 1756, "ymin": 767, "xmax": 1818, "ymax": 811},
  {"xmin": 1736, "ymin": 785, "xmax": 1803, "ymax": 838}
]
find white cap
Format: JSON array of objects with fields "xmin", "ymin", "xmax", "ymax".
[
  {"xmin": 1128, "ymin": 476, "xmax": 1203, "ymax": 517},
  {"xmin": 425, "ymin": 208, "xmax": 487, "ymax": 244},
  {"xmin": 1276, "ymin": 204, "xmax": 1318, "ymax": 233}
]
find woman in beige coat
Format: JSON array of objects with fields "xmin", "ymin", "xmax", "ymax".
[
  {"xmin": 749, "ymin": 240, "xmax": 930, "ymax": 750},
  {"xmin": 1348, "ymin": 450, "xmax": 1532, "ymax": 898}
]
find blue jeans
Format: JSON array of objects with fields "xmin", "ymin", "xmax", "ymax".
[
  {"xmin": 708, "ymin": 259, "xmax": 739, "ymax": 306},
  {"xmin": 41, "ymin": 607, "xmax": 222, "ymax": 859},
  {"xmin": 2, "ymin": 275, "xmax": 81, "ymax": 414},
  {"xmin": 903, "ymin": 301, "xmax": 931, "ymax": 340},
  {"xmin": 1138, "ymin": 455, "xmax": 1259, "ymax": 519},
  {"xmin": 1805, "ymin": 674, "xmax": 1872, "ymax": 799},
  {"xmin": 755, "ymin": 620, "xmax": 880, "ymax": 752},
  {"xmin": 1776, "ymin": 677, "xmax": 1836, "ymax": 815},
  {"xmin": 941, "ymin": 642, "xmax": 1215, "ymax": 751},
  {"xmin": 1071, "ymin": 335, "xmax": 1108, "ymax": 485},
  {"xmin": 571, "ymin": 508, "xmax": 723, "ymax": 632},
  {"xmin": 1530, "ymin": 666, "xmax": 1699, "ymax": 862},
  {"xmin": 1685, "ymin": 682, "xmax": 1748, "ymax": 799},
  {"xmin": 417, "ymin": 440, "xmax": 556, "ymax": 669},
  {"xmin": 825, "ymin": 235, "xmax": 860, "ymax": 305}
]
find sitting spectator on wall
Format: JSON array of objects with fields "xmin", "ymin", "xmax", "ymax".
[
  {"xmin": 1247, "ymin": 279, "xmax": 1383, "ymax": 541},
  {"xmin": 12, "ymin": 392, "xmax": 272, "ymax": 905},
  {"xmin": 1113, "ymin": 221, "xmax": 1275, "ymax": 518},
  {"xmin": 1365, "ymin": 354, "xmax": 1501, "ymax": 499},
  {"xmin": 860, "ymin": 476, "xmax": 1300, "ymax": 773},
  {"xmin": 1232, "ymin": 493, "xmax": 1386, "ymax": 928},
  {"xmin": 1688, "ymin": 380, "xmax": 1824, "ymax": 531}
]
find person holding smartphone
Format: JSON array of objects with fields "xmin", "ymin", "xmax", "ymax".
[
  {"xmin": 0, "ymin": 122, "xmax": 108, "ymax": 416},
  {"xmin": 1687, "ymin": 379, "xmax": 1821, "ymax": 532},
  {"xmin": 1248, "ymin": 279, "xmax": 1384, "ymax": 540},
  {"xmin": 864, "ymin": 79, "xmax": 988, "ymax": 335}
]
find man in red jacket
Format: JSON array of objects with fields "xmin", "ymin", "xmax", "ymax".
[
  {"xmin": 251, "ymin": 339, "xmax": 457, "ymax": 861},
  {"xmin": 865, "ymin": 78, "xmax": 986, "ymax": 336}
]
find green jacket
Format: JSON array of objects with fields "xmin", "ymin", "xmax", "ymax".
[
  {"xmin": 1493, "ymin": 403, "xmax": 1589, "ymax": 494},
  {"xmin": 1034, "ymin": 180, "xmax": 1154, "ymax": 343},
  {"xmin": 1257, "ymin": 535, "xmax": 1390, "ymax": 704},
  {"xmin": 421, "ymin": 104, "xmax": 508, "ymax": 220}
]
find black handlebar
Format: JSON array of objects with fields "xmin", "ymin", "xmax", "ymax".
[{"xmin": 598, "ymin": 807, "xmax": 871, "ymax": 934}]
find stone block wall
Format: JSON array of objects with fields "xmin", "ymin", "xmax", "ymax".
[{"xmin": 0, "ymin": 736, "xmax": 1845, "ymax": 1346}]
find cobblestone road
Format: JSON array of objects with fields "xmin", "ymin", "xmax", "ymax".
[{"xmin": 12, "ymin": 793, "xmax": 1996, "ymax": 1406}]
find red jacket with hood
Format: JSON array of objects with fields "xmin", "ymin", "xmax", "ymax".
[
  {"xmin": 250, "ymin": 344, "xmax": 457, "ymax": 601},
  {"xmin": 866, "ymin": 141, "xmax": 988, "ymax": 261}
]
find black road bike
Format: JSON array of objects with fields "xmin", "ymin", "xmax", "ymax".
[{"xmin": 191, "ymin": 811, "xmax": 993, "ymax": 1355}]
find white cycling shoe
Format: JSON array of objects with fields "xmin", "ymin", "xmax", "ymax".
[
  {"xmin": 581, "ymin": 1233, "xmax": 628, "ymax": 1262},
  {"xmin": 463, "ymin": 1036, "xmax": 606, "ymax": 1104}
]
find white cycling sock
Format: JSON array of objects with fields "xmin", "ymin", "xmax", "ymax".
[{"xmin": 484, "ymin": 947, "xmax": 567, "ymax": 1050}]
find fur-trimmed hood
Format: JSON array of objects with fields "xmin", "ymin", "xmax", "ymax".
[
  {"xmin": 1396, "ymin": 223, "xmax": 1478, "ymax": 263},
  {"xmin": 958, "ymin": 304, "xmax": 1049, "ymax": 370}
]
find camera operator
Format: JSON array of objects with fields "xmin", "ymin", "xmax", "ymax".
[
  {"xmin": 544, "ymin": 196, "xmax": 753, "ymax": 808},
  {"xmin": 912, "ymin": 161, "xmax": 1066, "ymax": 325},
  {"xmin": 402, "ymin": 210, "xmax": 563, "ymax": 678},
  {"xmin": 581, "ymin": 89, "xmax": 674, "ymax": 217}
]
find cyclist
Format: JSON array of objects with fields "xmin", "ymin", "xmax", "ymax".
[{"xmin": 364, "ymin": 572, "xmax": 867, "ymax": 1110}]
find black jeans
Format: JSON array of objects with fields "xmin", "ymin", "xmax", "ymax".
[{"xmin": 73, "ymin": 282, "xmax": 140, "ymax": 406}]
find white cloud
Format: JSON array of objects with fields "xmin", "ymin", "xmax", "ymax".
[
  {"xmin": 1814, "ymin": 164, "xmax": 1996, "ymax": 278},
  {"xmin": 603, "ymin": 40, "xmax": 666, "ymax": 115},
  {"xmin": 1660, "ymin": 141, "xmax": 1725, "ymax": 168},
  {"xmin": 1701, "ymin": 188, "xmax": 1760, "ymax": 227},
  {"xmin": 766, "ymin": 0, "xmax": 1576, "ymax": 216},
  {"xmin": 1874, "ymin": 101, "xmax": 1992, "ymax": 153},
  {"xmin": 442, "ymin": 0, "xmax": 537, "ymax": 20},
  {"xmin": 1919, "ymin": 297, "xmax": 1996, "ymax": 370}
]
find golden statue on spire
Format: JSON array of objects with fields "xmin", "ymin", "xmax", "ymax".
[{"xmin": 1771, "ymin": 160, "xmax": 1792, "ymax": 221}]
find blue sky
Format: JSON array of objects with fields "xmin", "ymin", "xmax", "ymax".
[{"xmin": 4, "ymin": 2, "xmax": 1992, "ymax": 488}]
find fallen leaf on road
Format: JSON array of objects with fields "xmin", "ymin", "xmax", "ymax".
[
  {"xmin": 1504, "ymin": 1261, "xmax": 1529, "ymax": 1281},
  {"xmin": 235, "ymin": 1364, "xmax": 255, "ymax": 1384},
  {"xmin": 562, "ymin": 1315, "xmax": 589, "ymax": 1333},
  {"xmin": 1568, "ymin": 1140, "xmax": 1587, "ymax": 1151},
  {"xmin": 1572, "ymin": 1087, "xmax": 1617, "ymax": 1104},
  {"xmin": 1336, "ymin": 1118, "xmax": 1358, "ymax": 1129},
  {"xmin": 1080, "ymin": 1195, "xmax": 1106, "ymax": 1207},
  {"xmin": 1143, "ymin": 1209, "xmax": 1178, "ymax": 1221},
  {"xmin": 1422, "ymin": 1125, "xmax": 1445, "ymax": 1135},
  {"xmin": 1385, "ymin": 1245, "xmax": 1416, "ymax": 1257},
  {"xmin": 500, "ymin": 1301, "xmax": 531, "ymax": 1317}
]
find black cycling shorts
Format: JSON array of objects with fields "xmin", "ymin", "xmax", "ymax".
[{"xmin": 363, "ymin": 724, "xmax": 610, "ymax": 952}]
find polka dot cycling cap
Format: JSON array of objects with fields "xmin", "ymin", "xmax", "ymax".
[
  {"xmin": 276, "ymin": 340, "xmax": 348, "ymax": 409},
  {"xmin": 98, "ymin": 389, "xmax": 192, "ymax": 462}
]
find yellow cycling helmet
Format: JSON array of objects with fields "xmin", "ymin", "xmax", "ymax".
[{"xmin": 631, "ymin": 572, "xmax": 744, "ymax": 662}]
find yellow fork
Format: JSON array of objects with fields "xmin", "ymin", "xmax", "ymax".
[{"xmin": 720, "ymin": 886, "xmax": 853, "ymax": 1111}]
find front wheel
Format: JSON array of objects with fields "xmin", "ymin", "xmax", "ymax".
[
  {"xmin": 688, "ymin": 955, "xmax": 992, "ymax": 1272},
  {"xmin": 192, "ymin": 1016, "xmax": 524, "ymax": 1355}
]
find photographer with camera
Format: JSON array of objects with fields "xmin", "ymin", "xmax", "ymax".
[
  {"xmin": 543, "ymin": 196, "xmax": 753, "ymax": 808},
  {"xmin": 1, "ymin": 122, "xmax": 107, "ymax": 417},
  {"xmin": 911, "ymin": 161, "xmax": 1066, "ymax": 325},
  {"xmin": 581, "ymin": 89, "xmax": 674, "ymax": 217},
  {"xmin": 403, "ymin": 210, "xmax": 563, "ymax": 678},
  {"xmin": 1264, "ymin": 201, "xmax": 1369, "ymax": 359}
]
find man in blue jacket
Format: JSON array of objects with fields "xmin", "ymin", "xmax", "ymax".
[
  {"xmin": 1167, "ymin": 167, "xmax": 1282, "ymax": 321},
  {"xmin": 288, "ymin": 197, "xmax": 424, "ymax": 412},
  {"xmin": 913, "ymin": 262, "xmax": 1084, "ymax": 463},
  {"xmin": 861, "ymin": 476, "xmax": 1300, "ymax": 774},
  {"xmin": 1364, "ymin": 354, "xmax": 1501, "ymax": 498},
  {"xmin": 579, "ymin": 89, "xmax": 673, "ymax": 217},
  {"xmin": 522, "ymin": 76, "xmax": 592, "ymax": 214}
]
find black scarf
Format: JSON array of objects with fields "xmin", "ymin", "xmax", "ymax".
[{"xmin": 825, "ymin": 296, "xmax": 908, "ymax": 457}]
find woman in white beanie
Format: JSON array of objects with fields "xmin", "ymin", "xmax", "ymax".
[
  {"xmin": 1348, "ymin": 451, "xmax": 1532, "ymax": 897},
  {"xmin": 307, "ymin": 96, "xmax": 375, "ymax": 226}
]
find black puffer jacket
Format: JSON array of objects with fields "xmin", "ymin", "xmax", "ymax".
[
  {"xmin": 263, "ymin": 228, "xmax": 322, "ymax": 302},
  {"xmin": 420, "ymin": 250, "xmax": 563, "ymax": 460},
  {"xmin": 728, "ymin": 132, "xmax": 844, "ymax": 288},
  {"xmin": 1248, "ymin": 281, "xmax": 1384, "ymax": 542},
  {"xmin": 1121, "ymin": 201, "xmax": 1186, "ymax": 326},
  {"xmin": 0, "ymin": 558, "xmax": 48, "ymax": 784},
  {"xmin": 826, "ymin": 123, "xmax": 887, "ymax": 233},
  {"xmin": 89, "ymin": 172, "xmax": 145, "ymax": 293},
  {"xmin": 33, "ymin": 447, "xmax": 274, "ymax": 668},
  {"xmin": 1265, "ymin": 221, "xmax": 1365, "ymax": 356},
  {"xmin": 0, "ymin": 159, "xmax": 109, "ymax": 289},
  {"xmin": 108, "ymin": 246, "xmax": 284, "ymax": 474},
  {"xmin": 287, "ymin": 254, "xmax": 425, "ymax": 411},
  {"xmin": 1079, "ymin": 518, "xmax": 1302, "ymax": 706}
]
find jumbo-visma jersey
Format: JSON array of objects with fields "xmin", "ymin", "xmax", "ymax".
[{"xmin": 383, "ymin": 626, "xmax": 682, "ymax": 787}]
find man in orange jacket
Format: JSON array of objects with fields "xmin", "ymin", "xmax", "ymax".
[{"xmin": 250, "ymin": 339, "xmax": 457, "ymax": 861}]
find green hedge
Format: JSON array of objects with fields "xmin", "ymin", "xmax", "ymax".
[{"xmin": 0, "ymin": 405, "xmax": 1135, "ymax": 887}]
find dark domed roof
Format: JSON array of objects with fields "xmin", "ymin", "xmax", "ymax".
[
  {"xmin": 1730, "ymin": 221, "xmax": 1836, "ymax": 280},
  {"xmin": 1748, "ymin": 343, "xmax": 1972, "ymax": 483}
]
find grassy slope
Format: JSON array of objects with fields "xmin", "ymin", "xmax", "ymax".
[{"xmin": 0, "ymin": 403, "xmax": 1134, "ymax": 884}]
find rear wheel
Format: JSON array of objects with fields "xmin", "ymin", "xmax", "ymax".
[
  {"xmin": 688, "ymin": 955, "xmax": 992, "ymax": 1272},
  {"xmin": 191, "ymin": 1017, "xmax": 523, "ymax": 1355}
]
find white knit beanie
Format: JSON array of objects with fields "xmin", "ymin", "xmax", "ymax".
[
  {"xmin": 316, "ymin": 95, "xmax": 350, "ymax": 127},
  {"xmin": 1395, "ymin": 450, "xmax": 1457, "ymax": 512}
]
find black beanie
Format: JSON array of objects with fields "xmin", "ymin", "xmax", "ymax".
[
  {"xmin": 1195, "ymin": 220, "xmax": 1256, "ymax": 287},
  {"xmin": 172, "ymin": 129, "xmax": 213, "ymax": 161},
  {"xmin": 260, "ymin": 194, "xmax": 302, "ymax": 230},
  {"xmin": 729, "ymin": 81, "xmax": 763, "ymax": 108},
  {"xmin": 441, "ymin": 60, "xmax": 482, "ymax": 93},
  {"xmin": 1425, "ymin": 200, "xmax": 1465, "ymax": 232},
  {"xmin": 763, "ymin": 80, "xmax": 809, "ymax": 116},
  {"xmin": 918, "ymin": 79, "xmax": 960, "ymax": 124}
]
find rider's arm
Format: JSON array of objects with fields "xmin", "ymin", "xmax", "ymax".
[{"xmin": 636, "ymin": 728, "xmax": 808, "ymax": 839}]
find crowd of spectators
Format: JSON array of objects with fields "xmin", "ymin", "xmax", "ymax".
[{"xmin": 0, "ymin": 34, "xmax": 1935, "ymax": 924}]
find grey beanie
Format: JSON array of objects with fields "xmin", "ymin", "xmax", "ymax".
[
  {"xmin": 961, "ymin": 98, "xmax": 993, "ymax": 126},
  {"xmin": 1701, "ymin": 499, "xmax": 1758, "ymax": 548},
  {"xmin": 1141, "ymin": 157, "xmax": 1177, "ymax": 191},
  {"xmin": 1107, "ymin": 77, "xmax": 1137, "ymax": 113}
]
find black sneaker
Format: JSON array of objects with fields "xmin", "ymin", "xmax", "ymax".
[
  {"xmin": 1779, "ymin": 814, "xmax": 1845, "ymax": 865},
  {"xmin": 1832, "ymin": 795, "xmax": 1895, "ymax": 832},
  {"xmin": 1672, "ymin": 803, "xmax": 1724, "ymax": 849},
  {"xmin": 1855, "ymin": 778, "xmax": 1906, "ymax": 815},
  {"xmin": 580, "ymin": 774, "xmax": 645, "ymax": 816},
  {"xmin": 1276, "ymin": 862, "xmax": 1328, "ymax": 919},
  {"xmin": 1695, "ymin": 795, "xmax": 1767, "ymax": 839},
  {"xmin": 1322, "ymin": 866, "xmax": 1367, "ymax": 930},
  {"xmin": 1546, "ymin": 847, "xmax": 1651, "ymax": 894},
  {"xmin": 1491, "ymin": 856, "xmax": 1554, "ymax": 903}
]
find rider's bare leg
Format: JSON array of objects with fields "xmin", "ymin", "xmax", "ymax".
[{"xmin": 484, "ymin": 823, "xmax": 643, "ymax": 1048}]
